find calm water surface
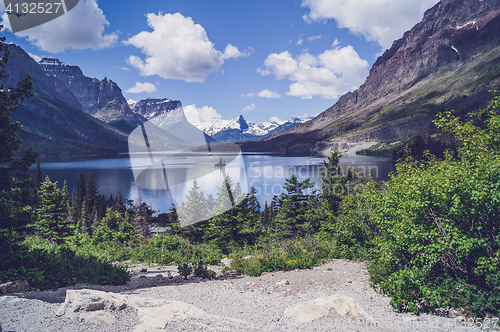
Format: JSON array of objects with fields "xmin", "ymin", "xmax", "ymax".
[{"xmin": 31, "ymin": 153, "xmax": 395, "ymax": 214}]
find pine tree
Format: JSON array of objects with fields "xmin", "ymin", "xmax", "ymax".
[
  {"xmin": 91, "ymin": 208, "xmax": 99, "ymax": 230},
  {"xmin": 79, "ymin": 200, "xmax": 90, "ymax": 235},
  {"xmin": 61, "ymin": 180, "xmax": 69, "ymax": 207},
  {"xmin": 115, "ymin": 193, "xmax": 126, "ymax": 214},
  {"xmin": 74, "ymin": 170, "xmax": 86, "ymax": 220},
  {"xmin": 99, "ymin": 194, "xmax": 107, "ymax": 219},
  {"xmin": 69, "ymin": 187, "xmax": 78, "ymax": 223},
  {"xmin": 106, "ymin": 193, "xmax": 114, "ymax": 208},
  {"xmin": 177, "ymin": 179, "xmax": 209, "ymax": 226},
  {"xmin": 34, "ymin": 158, "xmax": 42, "ymax": 190},
  {"xmin": 132, "ymin": 195, "xmax": 151, "ymax": 238},
  {"xmin": 272, "ymin": 174, "xmax": 318, "ymax": 239},
  {"xmin": 35, "ymin": 176, "xmax": 71, "ymax": 243},
  {"xmin": 85, "ymin": 171, "xmax": 99, "ymax": 217},
  {"xmin": 262, "ymin": 201, "xmax": 269, "ymax": 228},
  {"xmin": 92, "ymin": 207, "xmax": 136, "ymax": 244},
  {"xmin": 0, "ymin": 34, "xmax": 38, "ymax": 230},
  {"xmin": 238, "ymin": 186, "xmax": 261, "ymax": 245},
  {"xmin": 207, "ymin": 177, "xmax": 249, "ymax": 252}
]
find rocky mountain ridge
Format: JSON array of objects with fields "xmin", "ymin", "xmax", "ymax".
[
  {"xmin": 240, "ymin": 0, "xmax": 500, "ymax": 156},
  {"xmin": 197, "ymin": 114, "xmax": 312, "ymax": 143},
  {"xmin": 39, "ymin": 57, "xmax": 144, "ymax": 133},
  {"xmin": 129, "ymin": 97, "xmax": 182, "ymax": 120},
  {"xmin": 1, "ymin": 44, "xmax": 129, "ymax": 156}
]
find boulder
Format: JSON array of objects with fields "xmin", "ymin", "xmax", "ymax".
[
  {"xmin": 285, "ymin": 294, "xmax": 376, "ymax": 324},
  {"xmin": 0, "ymin": 280, "xmax": 29, "ymax": 294},
  {"xmin": 56, "ymin": 289, "xmax": 253, "ymax": 331}
]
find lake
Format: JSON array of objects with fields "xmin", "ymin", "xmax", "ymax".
[{"xmin": 31, "ymin": 153, "xmax": 395, "ymax": 214}]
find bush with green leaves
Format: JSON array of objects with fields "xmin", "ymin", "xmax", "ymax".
[
  {"xmin": 229, "ymin": 236, "xmax": 330, "ymax": 276},
  {"xmin": 0, "ymin": 233, "xmax": 130, "ymax": 290},
  {"xmin": 368, "ymin": 90, "xmax": 500, "ymax": 316}
]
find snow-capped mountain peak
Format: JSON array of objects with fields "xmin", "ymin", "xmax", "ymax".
[{"xmin": 191, "ymin": 114, "xmax": 312, "ymax": 142}]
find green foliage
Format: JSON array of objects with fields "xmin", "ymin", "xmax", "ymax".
[
  {"xmin": 323, "ymin": 187, "xmax": 377, "ymax": 260},
  {"xmin": 92, "ymin": 207, "xmax": 137, "ymax": 244},
  {"xmin": 176, "ymin": 179, "xmax": 210, "ymax": 227},
  {"xmin": 0, "ymin": 35, "xmax": 38, "ymax": 231},
  {"xmin": 229, "ymin": 236, "xmax": 330, "ymax": 277},
  {"xmin": 132, "ymin": 196, "xmax": 153, "ymax": 238},
  {"xmin": 367, "ymin": 90, "xmax": 500, "ymax": 316},
  {"xmin": 270, "ymin": 174, "xmax": 319, "ymax": 239},
  {"xmin": 0, "ymin": 232, "xmax": 130, "ymax": 290},
  {"xmin": 177, "ymin": 261, "xmax": 216, "ymax": 280},
  {"xmin": 35, "ymin": 176, "xmax": 72, "ymax": 243},
  {"xmin": 315, "ymin": 150, "xmax": 377, "ymax": 260},
  {"xmin": 34, "ymin": 158, "xmax": 42, "ymax": 190}
]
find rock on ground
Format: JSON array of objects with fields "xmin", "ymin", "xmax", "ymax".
[
  {"xmin": 0, "ymin": 281, "xmax": 29, "ymax": 294},
  {"xmin": 57, "ymin": 289, "xmax": 254, "ymax": 331},
  {"xmin": 285, "ymin": 294, "xmax": 376, "ymax": 325}
]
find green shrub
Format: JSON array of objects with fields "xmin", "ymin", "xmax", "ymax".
[
  {"xmin": 1, "ymin": 234, "xmax": 130, "ymax": 290},
  {"xmin": 230, "ymin": 237, "xmax": 329, "ymax": 276},
  {"xmin": 367, "ymin": 91, "xmax": 500, "ymax": 316}
]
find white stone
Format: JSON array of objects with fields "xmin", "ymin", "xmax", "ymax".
[
  {"xmin": 284, "ymin": 294, "xmax": 376, "ymax": 324},
  {"xmin": 56, "ymin": 289, "xmax": 253, "ymax": 331}
]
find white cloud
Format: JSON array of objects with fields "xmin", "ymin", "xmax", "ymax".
[
  {"xmin": 257, "ymin": 89, "xmax": 282, "ymax": 99},
  {"xmin": 301, "ymin": 0, "xmax": 439, "ymax": 50},
  {"xmin": 126, "ymin": 82, "xmax": 157, "ymax": 94},
  {"xmin": 1, "ymin": 0, "xmax": 118, "ymax": 53},
  {"xmin": 246, "ymin": 89, "xmax": 281, "ymax": 99},
  {"xmin": 124, "ymin": 13, "xmax": 248, "ymax": 83},
  {"xmin": 308, "ymin": 35, "xmax": 322, "ymax": 41},
  {"xmin": 270, "ymin": 116, "xmax": 282, "ymax": 122},
  {"xmin": 240, "ymin": 103, "xmax": 256, "ymax": 113},
  {"xmin": 296, "ymin": 38, "xmax": 304, "ymax": 45},
  {"xmin": 184, "ymin": 105, "xmax": 222, "ymax": 126},
  {"xmin": 221, "ymin": 43, "xmax": 250, "ymax": 60},
  {"xmin": 259, "ymin": 46, "xmax": 369, "ymax": 99},
  {"xmin": 113, "ymin": 66, "xmax": 130, "ymax": 71},
  {"xmin": 28, "ymin": 53, "xmax": 42, "ymax": 62}
]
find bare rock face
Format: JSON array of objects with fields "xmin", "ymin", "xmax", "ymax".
[
  {"xmin": 39, "ymin": 57, "xmax": 144, "ymax": 127},
  {"xmin": 0, "ymin": 44, "xmax": 129, "ymax": 156},
  {"xmin": 56, "ymin": 289, "xmax": 253, "ymax": 331},
  {"xmin": 284, "ymin": 294, "xmax": 376, "ymax": 325},
  {"xmin": 2, "ymin": 46, "xmax": 81, "ymax": 111},
  {"xmin": 0, "ymin": 281, "xmax": 29, "ymax": 294},
  {"xmin": 130, "ymin": 97, "xmax": 182, "ymax": 120}
]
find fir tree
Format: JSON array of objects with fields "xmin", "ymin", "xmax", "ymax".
[
  {"xmin": 34, "ymin": 158, "xmax": 42, "ymax": 190},
  {"xmin": 79, "ymin": 200, "xmax": 90, "ymax": 235},
  {"xmin": 238, "ymin": 186, "xmax": 261, "ymax": 245},
  {"xmin": 35, "ymin": 176, "xmax": 71, "ymax": 243},
  {"xmin": 207, "ymin": 177, "xmax": 248, "ymax": 252},
  {"xmin": 74, "ymin": 170, "xmax": 86, "ymax": 220},
  {"xmin": 132, "ymin": 195, "xmax": 152, "ymax": 238},
  {"xmin": 115, "ymin": 193, "xmax": 126, "ymax": 214},
  {"xmin": 84, "ymin": 171, "xmax": 99, "ymax": 217},
  {"xmin": 69, "ymin": 187, "xmax": 78, "ymax": 224},
  {"xmin": 177, "ymin": 179, "xmax": 209, "ymax": 226},
  {"xmin": 61, "ymin": 180, "xmax": 69, "ymax": 207},
  {"xmin": 272, "ymin": 174, "xmax": 318, "ymax": 238}
]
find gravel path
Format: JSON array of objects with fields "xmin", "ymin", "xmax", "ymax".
[{"xmin": 0, "ymin": 260, "xmax": 486, "ymax": 331}]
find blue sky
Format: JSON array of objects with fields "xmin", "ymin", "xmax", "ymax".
[{"xmin": 1, "ymin": 0, "xmax": 439, "ymax": 124}]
